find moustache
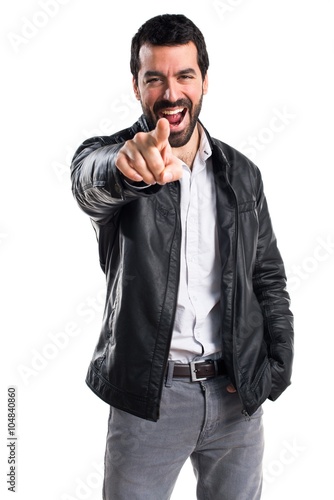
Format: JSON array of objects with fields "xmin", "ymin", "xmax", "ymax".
[{"xmin": 153, "ymin": 99, "xmax": 192, "ymax": 114}]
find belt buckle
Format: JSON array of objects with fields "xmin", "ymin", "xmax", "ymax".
[{"xmin": 190, "ymin": 360, "xmax": 209, "ymax": 382}]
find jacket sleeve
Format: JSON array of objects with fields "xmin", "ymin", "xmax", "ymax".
[
  {"xmin": 253, "ymin": 169, "xmax": 294, "ymax": 401},
  {"xmin": 70, "ymin": 136, "xmax": 162, "ymax": 224}
]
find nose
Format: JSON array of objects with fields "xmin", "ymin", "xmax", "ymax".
[{"xmin": 163, "ymin": 79, "xmax": 179, "ymax": 103}]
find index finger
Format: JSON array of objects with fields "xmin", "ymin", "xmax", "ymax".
[{"xmin": 151, "ymin": 118, "xmax": 170, "ymax": 150}]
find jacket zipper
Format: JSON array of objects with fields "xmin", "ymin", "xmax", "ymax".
[
  {"xmin": 215, "ymin": 146, "xmax": 249, "ymax": 417},
  {"xmin": 158, "ymin": 182, "xmax": 182, "ymax": 398}
]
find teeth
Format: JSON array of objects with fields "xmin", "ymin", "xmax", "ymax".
[{"xmin": 162, "ymin": 108, "xmax": 184, "ymax": 115}]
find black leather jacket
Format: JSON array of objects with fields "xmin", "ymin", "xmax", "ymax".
[{"xmin": 71, "ymin": 116, "xmax": 294, "ymax": 421}]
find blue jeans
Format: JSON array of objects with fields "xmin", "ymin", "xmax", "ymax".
[{"xmin": 103, "ymin": 372, "xmax": 264, "ymax": 499}]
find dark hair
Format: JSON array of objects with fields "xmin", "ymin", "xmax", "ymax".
[{"xmin": 130, "ymin": 14, "xmax": 209, "ymax": 83}]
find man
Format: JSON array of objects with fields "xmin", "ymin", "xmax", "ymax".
[{"xmin": 71, "ymin": 14, "xmax": 294, "ymax": 500}]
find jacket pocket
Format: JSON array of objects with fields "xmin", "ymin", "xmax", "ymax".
[
  {"xmin": 249, "ymin": 357, "xmax": 272, "ymax": 407},
  {"xmin": 269, "ymin": 359, "xmax": 291, "ymax": 401},
  {"xmin": 250, "ymin": 356, "xmax": 270, "ymax": 391},
  {"xmin": 238, "ymin": 200, "xmax": 256, "ymax": 213}
]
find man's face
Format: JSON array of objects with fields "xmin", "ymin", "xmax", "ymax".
[{"xmin": 133, "ymin": 42, "xmax": 208, "ymax": 148}]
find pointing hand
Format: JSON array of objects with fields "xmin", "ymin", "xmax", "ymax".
[{"xmin": 116, "ymin": 118, "xmax": 183, "ymax": 185}]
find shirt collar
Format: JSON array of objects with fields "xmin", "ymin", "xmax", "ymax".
[
  {"xmin": 188, "ymin": 123, "xmax": 212, "ymax": 175},
  {"xmin": 197, "ymin": 123, "xmax": 212, "ymax": 162}
]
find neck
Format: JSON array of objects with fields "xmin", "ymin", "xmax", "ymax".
[{"xmin": 172, "ymin": 124, "xmax": 200, "ymax": 169}]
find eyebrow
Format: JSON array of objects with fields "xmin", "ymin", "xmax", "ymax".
[{"xmin": 143, "ymin": 68, "xmax": 197, "ymax": 79}]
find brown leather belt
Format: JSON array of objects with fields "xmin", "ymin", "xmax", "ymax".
[{"xmin": 172, "ymin": 359, "xmax": 226, "ymax": 382}]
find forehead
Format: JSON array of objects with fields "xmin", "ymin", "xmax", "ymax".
[{"xmin": 138, "ymin": 42, "xmax": 200, "ymax": 74}]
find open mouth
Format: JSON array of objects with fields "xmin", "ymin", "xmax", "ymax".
[{"xmin": 159, "ymin": 107, "xmax": 187, "ymax": 127}]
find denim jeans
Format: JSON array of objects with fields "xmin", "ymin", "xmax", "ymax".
[{"xmin": 103, "ymin": 372, "xmax": 264, "ymax": 499}]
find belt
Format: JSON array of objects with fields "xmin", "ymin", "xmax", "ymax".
[{"xmin": 171, "ymin": 359, "xmax": 226, "ymax": 382}]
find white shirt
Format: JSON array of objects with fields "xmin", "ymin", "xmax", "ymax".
[{"xmin": 169, "ymin": 125, "xmax": 222, "ymax": 363}]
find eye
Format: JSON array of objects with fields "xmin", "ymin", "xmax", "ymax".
[
  {"xmin": 179, "ymin": 74, "xmax": 194, "ymax": 81},
  {"xmin": 145, "ymin": 77, "xmax": 163, "ymax": 85}
]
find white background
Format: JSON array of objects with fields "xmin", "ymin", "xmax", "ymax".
[{"xmin": 1, "ymin": 0, "xmax": 333, "ymax": 498}]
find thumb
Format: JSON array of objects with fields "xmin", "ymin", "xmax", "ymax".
[{"xmin": 152, "ymin": 118, "xmax": 170, "ymax": 150}]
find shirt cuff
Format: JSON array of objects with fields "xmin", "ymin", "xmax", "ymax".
[{"xmin": 122, "ymin": 178, "xmax": 155, "ymax": 190}]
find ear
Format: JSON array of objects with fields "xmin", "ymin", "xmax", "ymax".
[
  {"xmin": 202, "ymin": 73, "xmax": 209, "ymax": 95},
  {"xmin": 132, "ymin": 77, "xmax": 141, "ymax": 100}
]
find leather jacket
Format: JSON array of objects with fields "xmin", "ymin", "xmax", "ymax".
[{"xmin": 71, "ymin": 115, "xmax": 294, "ymax": 421}]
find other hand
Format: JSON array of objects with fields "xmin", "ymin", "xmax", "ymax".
[{"xmin": 226, "ymin": 383, "xmax": 237, "ymax": 393}]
